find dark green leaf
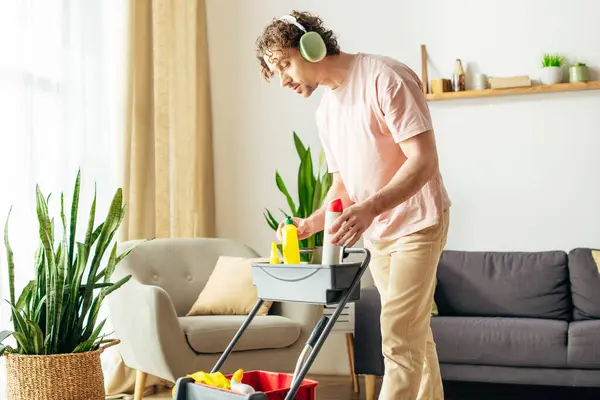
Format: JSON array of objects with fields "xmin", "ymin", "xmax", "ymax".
[
  {"xmin": 275, "ymin": 172, "xmax": 297, "ymax": 216},
  {"xmin": 26, "ymin": 320, "xmax": 44, "ymax": 354},
  {"xmin": 12, "ymin": 332, "xmax": 33, "ymax": 355},
  {"xmin": 74, "ymin": 319, "xmax": 106, "ymax": 353},
  {"xmin": 293, "ymin": 131, "xmax": 307, "ymax": 160},
  {"xmin": 298, "ymin": 148, "xmax": 314, "ymax": 218},
  {"xmin": 263, "ymin": 209, "xmax": 279, "ymax": 231}
]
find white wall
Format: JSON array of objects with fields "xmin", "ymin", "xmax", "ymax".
[{"xmin": 205, "ymin": 0, "xmax": 600, "ymax": 375}]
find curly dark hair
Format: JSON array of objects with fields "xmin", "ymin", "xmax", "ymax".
[{"xmin": 255, "ymin": 10, "xmax": 340, "ymax": 81}]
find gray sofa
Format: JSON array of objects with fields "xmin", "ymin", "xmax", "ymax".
[{"xmin": 354, "ymin": 248, "xmax": 600, "ymax": 397}]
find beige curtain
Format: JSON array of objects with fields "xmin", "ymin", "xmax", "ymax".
[
  {"xmin": 105, "ymin": 0, "xmax": 214, "ymax": 397},
  {"xmin": 122, "ymin": 0, "xmax": 215, "ymax": 241}
]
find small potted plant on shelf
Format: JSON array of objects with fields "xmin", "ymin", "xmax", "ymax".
[
  {"xmin": 540, "ymin": 53, "xmax": 565, "ymax": 85},
  {"xmin": 569, "ymin": 62, "xmax": 589, "ymax": 83}
]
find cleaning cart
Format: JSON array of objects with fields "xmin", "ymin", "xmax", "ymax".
[{"xmin": 172, "ymin": 246, "xmax": 371, "ymax": 400}]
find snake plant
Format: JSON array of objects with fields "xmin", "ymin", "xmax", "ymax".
[
  {"xmin": 264, "ymin": 132, "xmax": 333, "ymax": 256},
  {"xmin": 0, "ymin": 170, "xmax": 136, "ymax": 356}
]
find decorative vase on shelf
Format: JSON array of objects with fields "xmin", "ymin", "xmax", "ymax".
[
  {"xmin": 569, "ymin": 63, "xmax": 589, "ymax": 83},
  {"xmin": 540, "ymin": 66, "xmax": 563, "ymax": 85}
]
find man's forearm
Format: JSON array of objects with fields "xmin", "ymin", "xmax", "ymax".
[{"xmin": 364, "ymin": 155, "xmax": 437, "ymax": 217}]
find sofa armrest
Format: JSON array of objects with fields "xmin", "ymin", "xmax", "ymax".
[
  {"xmin": 354, "ymin": 285, "xmax": 384, "ymax": 376},
  {"xmin": 107, "ymin": 277, "xmax": 197, "ymax": 382}
]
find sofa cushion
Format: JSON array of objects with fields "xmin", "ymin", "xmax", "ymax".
[
  {"xmin": 568, "ymin": 248, "xmax": 600, "ymax": 320},
  {"xmin": 567, "ymin": 321, "xmax": 600, "ymax": 369},
  {"xmin": 431, "ymin": 317, "xmax": 568, "ymax": 368},
  {"xmin": 187, "ymin": 256, "xmax": 273, "ymax": 317},
  {"xmin": 435, "ymin": 250, "xmax": 571, "ymax": 320},
  {"xmin": 179, "ymin": 315, "xmax": 301, "ymax": 354}
]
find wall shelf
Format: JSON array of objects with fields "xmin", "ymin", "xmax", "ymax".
[
  {"xmin": 419, "ymin": 44, "xmax": 600, "ymax": 102},
  {"xmin": 425, "ymin": 81, "xmax": 600, "ymax": 101}
]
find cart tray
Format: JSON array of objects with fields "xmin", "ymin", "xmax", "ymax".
[
  {"xmin": 172, "ymin": 371, "xmax": 318, "ymax": 400},
  {"xmin": 251, "ymin": 262, "xmax": 361, "ymax": 305}
]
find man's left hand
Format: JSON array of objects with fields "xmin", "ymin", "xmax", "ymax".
[{"xmin": 328, "ymin": 202, "xmax": 377, "ymax": 247}]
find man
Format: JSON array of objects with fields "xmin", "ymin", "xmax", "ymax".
[{"xmin": 256, "ymin": 10, "xmax": 451, "ymax": 400}]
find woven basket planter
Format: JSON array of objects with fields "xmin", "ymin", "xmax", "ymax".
[{"xmin": 3, "ymin": 339, "xmax": 118, "ymax": 400}]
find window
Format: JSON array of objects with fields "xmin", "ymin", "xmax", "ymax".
[{"xmin": 0, "ymin": 0, "xmax": 128, "ymax": 390}]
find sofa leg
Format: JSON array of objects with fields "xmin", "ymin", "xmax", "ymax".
[
  {"xmin": 345, "ymin": 332, "xmax": 359, "ymax": 393},
  {"xmin": 134, "ymin": 370, "xmax": 148, "ymax": 400},
  {"xmin": 364, "ymin": 374, "xmax": 376, "ymax": 400}
]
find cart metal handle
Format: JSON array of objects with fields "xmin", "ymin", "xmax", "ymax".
[{"xmin": 285, "ymin": 246, "xmax": 371, "ymax": 399}]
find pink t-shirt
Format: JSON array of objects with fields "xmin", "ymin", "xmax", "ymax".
[{"xmin": 316, "ymin": 53, "xmax": 451, "ymax": 243}]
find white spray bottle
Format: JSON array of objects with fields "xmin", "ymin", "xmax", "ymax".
[{"xmin": 322, "ymin": 198, "xmax": 343, "ymax": 265}]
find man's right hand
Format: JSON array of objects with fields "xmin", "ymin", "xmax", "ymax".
[{"xmin": 276, "ymin": 217, "xmax": 315, "ymax": 242}]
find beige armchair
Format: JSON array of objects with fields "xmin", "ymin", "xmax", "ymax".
[{"xmin": 107, "ymin": 237, "xmax": 323, "ymax": 399}]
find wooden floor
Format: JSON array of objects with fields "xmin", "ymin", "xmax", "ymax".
[{"xmin": 146, "ymin": 375, "xmax": 600, "ymax": 400}]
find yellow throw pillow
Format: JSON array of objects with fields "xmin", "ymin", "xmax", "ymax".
[{"xmin": 187, "ymin": 256, "xmax": 272, "ymax": 316}]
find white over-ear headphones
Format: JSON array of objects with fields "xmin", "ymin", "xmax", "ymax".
[
  {"xmin": 279, "ymin": 14, "xmax": 327, "ymax": 63},
  {"xmin": 279, "ymin": 15, "xmax": 308, "ymax": 33}
]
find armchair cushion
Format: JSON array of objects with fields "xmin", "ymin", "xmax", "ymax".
[
  {"xmin": 187, "ymin": 256, "xmax": 272, "ymax": 316},
  {"xmin": 179, "ymin": 315, "xmax": 301, "ymax": 354}
]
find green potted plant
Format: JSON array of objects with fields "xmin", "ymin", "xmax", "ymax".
[
  {"xmin": 569, "ymin": 62, "xmax": 589, "ymax": 83},
  {"xmin": 264, "ymin": 132, "xmax": 333, "ymax": 262},
  {"xmin": 0, "ymin": 170, "xmax": 138, "ymax": 400},
  {"xmin": 540, "ymin": 53, "xmax": 565, "ymax": 85}
]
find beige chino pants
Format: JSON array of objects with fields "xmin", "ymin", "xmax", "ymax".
[{"xmin": 365, "ymin": 209, "xmax": 449, "ymax": 400}]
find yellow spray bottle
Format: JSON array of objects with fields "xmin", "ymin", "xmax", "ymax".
[
  {"xmin": 269, "ymin": 241, "xmax": 280, "ymax": 264},
  {"xmin": 281, "ymin": 216, "xmax": 301, "ymax": 264}
]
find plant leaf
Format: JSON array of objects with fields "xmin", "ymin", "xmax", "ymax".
[
  {"xmin": 15, "ymin": 280, "xmax": 35, "ymax": 314},
  {"xmin": 25, "ymin": 319, "xmax": 44, "ymax": 354},
  {"xmin": 74, "ymin": 319, "xmax": 106, "ymax": 353},
  {"xmin": 115, "ymin": 241, "xmax": 140, "ymax": 266},
  {"xmin": 318, "ymin": 149, "xmax": 325, "ymax": 176},
  {"xmin": 312, "ymin": 178, "xmax": 322, "ymax": 214},
  {"xmin": 68, "ymin": 169, "xmax": 81, "ymax": 281},
  {"xmin": 275, "ymin": 171, "xmax": 297, "ymax": 216},
  {"xmin": 100, "ymin": 243, "xmax": 118, "ymax": 283},
  {"xmin": 36, "ymin": 185, "xmax": 56, "ymax": 350},
  {"xmin": 320, "ymin": 172, "xmax": 333, "ymax": 206},
  {"xmin": 0, "ymin": 330, "xmax": 13, "ymax": 343},
  {"xmin": 298, "ymin": 148, "xmax": 314, "ymax": 218},
  {"xmin": 12, "ymin": 332, "xmax": 33, "ymax": 355},
  {"xmin": 293, "ymin": 131, "xmax": 307, "ymax": 160},
  {"xmin": 263, "ymin": 209, "xmax": 279, "ymax": 231},
  {"xmin": 4, "ymin": 206, "xmax": 16, "ymax": 306},
  {"xmin": 52, "ymin": 197, "xmax": 69, "ymax": 352},
  {"xmin": 82, "ymin": 188, "xmax": 123, "ymax": 320}
]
